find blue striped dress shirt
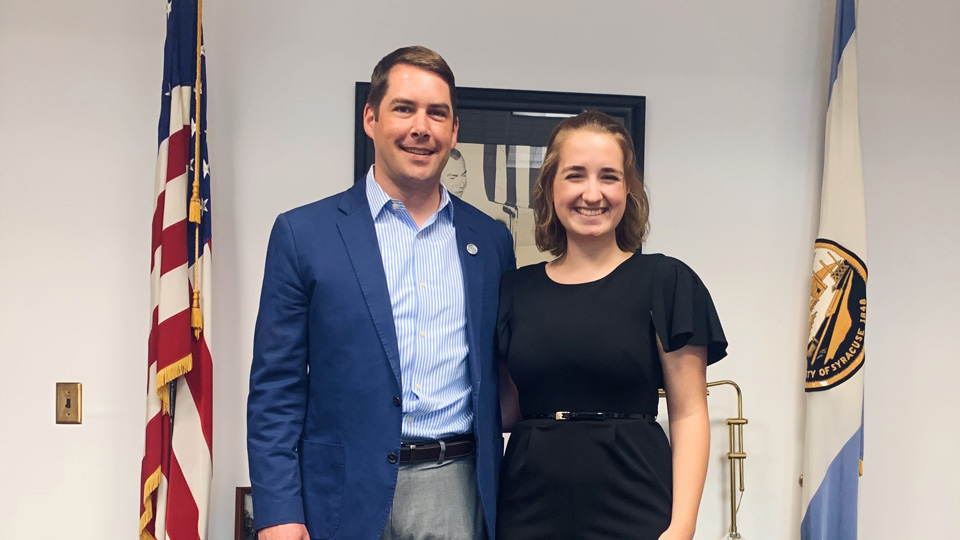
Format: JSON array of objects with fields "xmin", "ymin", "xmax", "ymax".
[{"xmin": 365, "ymin": 169, "xmax": 472, "ymax": 441}]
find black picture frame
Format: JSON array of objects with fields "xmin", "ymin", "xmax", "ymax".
[
  {"xmin": 354, "ymin": 84, "xmax": 645, "ymax": 179},
  {"xmin": 353, "ymin": 84, "xmax": 646, "ymax": 265},
  {"xmin": 235, "ymin": 487, "xmax": 255, "ymax": 540}
]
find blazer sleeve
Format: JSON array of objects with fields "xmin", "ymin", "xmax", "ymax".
[{"xmin": 247, "ymin": 214, "xmax": 310, "ymax": 529}]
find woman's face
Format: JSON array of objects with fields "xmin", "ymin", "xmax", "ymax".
[{"xmin": 552, "ymin": 129, "xmax": 627, "ymax": 247}]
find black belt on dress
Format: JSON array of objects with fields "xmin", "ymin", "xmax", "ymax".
[
  {"xmin": 522, "ymin": 411, "xmax": 657, "ymax": 421},
  {"xmin": 400, "ymin": 434, "xmax": 475, "ymax": 464}
]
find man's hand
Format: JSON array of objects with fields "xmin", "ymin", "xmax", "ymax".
[{"xmin": 258, "ymin": 523, "xmax": 309, "ymax": 540}]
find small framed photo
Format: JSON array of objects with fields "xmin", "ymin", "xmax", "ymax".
[
  {"xmin": 354, "ymin": 84, "xmax": 646, "ymax": 267},
  {"xmin": 235, "ymin": 487, "xmax": 255, "ymax": 540}
]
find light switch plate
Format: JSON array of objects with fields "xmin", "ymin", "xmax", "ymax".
[{"xmin": 56, "ymin": 382, "xmax": 82, "ymax": 424}]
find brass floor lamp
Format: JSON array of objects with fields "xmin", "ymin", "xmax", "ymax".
[{"xmin": 660, "ymin": 379, "xmax": 747, "ymax": 539}]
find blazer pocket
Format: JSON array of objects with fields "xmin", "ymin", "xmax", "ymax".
[{"xmin": 298, "ymin": 439, "xmax": 344, "ymax": 539}]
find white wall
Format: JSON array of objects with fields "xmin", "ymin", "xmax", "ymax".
[
  {"xmin": 0, "ymin": 0, "xmax": 956, "ymax": 539},
  {"xmin": 858, "ymin": 1, "xmax": 960, "ymax": 538},
  {"xmin": 0, "ymin": 1, "xmax": 163, "ymax": 537}
]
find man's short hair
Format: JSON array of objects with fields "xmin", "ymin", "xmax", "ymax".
[{"xmin": 367, "ymin": 46, "xmax": 457, "ymax": 120}]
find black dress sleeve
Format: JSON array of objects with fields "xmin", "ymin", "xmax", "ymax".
[
  {"xmin": 650, "ymin": 255, "xmax": 728, "ymax": 365},
  {"xmin": 496, "ymin": 269, "xmax": 516, "ymax": 360}
]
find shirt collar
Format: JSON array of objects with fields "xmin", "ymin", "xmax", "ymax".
[{"xmin": 365, "ymin": 166, "xmax": 455, "ymax": 221}]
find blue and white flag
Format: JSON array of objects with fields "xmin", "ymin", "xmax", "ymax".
[{"xmin": 801, "ymin": 0, "xmax": 867, "ymax": 539}]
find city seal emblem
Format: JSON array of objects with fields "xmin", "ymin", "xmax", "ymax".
[{"xmin": 806, "ymin": 238, "xmax": 867, "ymax": 391}]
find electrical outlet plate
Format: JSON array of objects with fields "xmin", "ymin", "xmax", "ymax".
[{"xmin": 56, "ymin": 382, "xmax": 82, "ymax": 424}]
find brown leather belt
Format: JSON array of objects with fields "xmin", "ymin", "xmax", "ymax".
[{"xmin": 400, "ymin": 434, "xmax": 475, "ymax": 464}]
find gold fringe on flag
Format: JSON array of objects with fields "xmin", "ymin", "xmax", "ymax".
[
  {"xmin": 139, "ymin": 465, "xmax": 162, "ymax": 540},
  {"xmin": 156, "ymin": 353, "xmax": 194, "ymax": 413}
]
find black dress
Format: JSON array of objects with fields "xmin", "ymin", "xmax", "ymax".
[{"xmin": 495, "ymin": 253, "xmax": 727, "ymax": 540}]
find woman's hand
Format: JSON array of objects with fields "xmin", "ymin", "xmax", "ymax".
[{"xmin": 657, "ymin": 524, "xmax": 695, "ymax": 540}]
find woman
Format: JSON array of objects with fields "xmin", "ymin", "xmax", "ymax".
[{"xmin": 496, "ymin": 110, "xmax": 727, "ymax": 540}]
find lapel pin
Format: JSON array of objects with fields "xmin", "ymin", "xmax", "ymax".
[{"xmin": 466, "ymin": 243, "xmax": 478, "ymax": 256}]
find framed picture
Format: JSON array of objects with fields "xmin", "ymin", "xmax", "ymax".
[
  {"xmin": 354, "ymin": 84, "xmax": 646, "ymax": 266},
  {"xmin": 235, "ymin": 487, "xmax": 255, "ymax": 540}
]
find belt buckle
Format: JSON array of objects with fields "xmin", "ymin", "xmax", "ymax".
[{"xmin": 554, "ymin": 411, "xmax": 570, "ymax": 420}]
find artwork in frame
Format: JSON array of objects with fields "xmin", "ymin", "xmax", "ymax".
[
  {"xmin": 235, "ymin": 487, "xmax": 255, "ymax": 540},
  {"xmin": 354, "ymin": 84, "xmax": 646, "ymax": 266}
]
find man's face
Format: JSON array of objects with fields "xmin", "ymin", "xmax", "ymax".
[
  {"xmin": 363, "ymin": 64, "xmax": 458, "ymax": 194},
  {"xmin": 442, "ymin": 156, "xmax": 467, "ymax": 197}
]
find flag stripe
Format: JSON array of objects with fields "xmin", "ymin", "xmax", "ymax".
[
  {"xmin": 152, "ymin": 195, "xmax": 166, "ymax": 267},
  {"xmin": 156, "ymin": 309, "xmax": 194, "ymax": 364},
  {"xmin": 819, "ymin": 36, "xmax": 866, "ymax": 256},
  {"xmin": 188, "ymin": 324, "xmax": 214, "ymax": 448},
  {"xmin": 801, "ymin": 425, "xmax": 862, "ymax": 539},
  {"xmin": 165, "ymin": 129, "xmax": 190, "ymax": 183},
  {"xmin": 154, "ymin": 474, "xmax": 169, "ymax": 539},
  {"xmin": 157, "ymin": 267, "xmax": 191, "ymax": 322},
  {"xmin": 159, "ymin": 221, "xmax": 189, "ymax": 275},
  {"xmin": 829, "ymin": 0, "xmax": 857, "ymax": 89},
  {"xmin": 162, "ymin": 174, "xmax": 189, "ymax": 230},
  {"xmin": 802, "ymin": 368, "xmax": 864, "ymax": 505},
  {"xmin": 165, "ymin": 452, "xmax": 201, "ymax": 540}
]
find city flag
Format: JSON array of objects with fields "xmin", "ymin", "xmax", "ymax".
[
  {"xmin": 801, "ymin": 0, "xmax": 867, "ymax": 539},
  {"xmin": 139, "ymin": 0, "xmax": 214, "ymax": 538}
]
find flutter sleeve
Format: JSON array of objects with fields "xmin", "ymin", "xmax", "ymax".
[{"xmin": 650, "ymin": 255, "xmax": 728, "ymax": 365}]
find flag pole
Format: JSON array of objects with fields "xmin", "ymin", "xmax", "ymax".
[{"xmin": 189, "ymin": 0, "xmax": 204, "ymax": 339}]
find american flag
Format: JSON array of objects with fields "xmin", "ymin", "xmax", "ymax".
[{"xmin": 140, "ymin": 0, "xmax": 213, "ymax": 539}]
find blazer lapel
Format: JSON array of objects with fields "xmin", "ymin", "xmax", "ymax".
[
  {"xmin": 454, "ymin": 206, "xmax": 485, "ymax": 393},
  {"xmin": 336, "ymin": 182, "xmax": 402, "ymax": 387}
]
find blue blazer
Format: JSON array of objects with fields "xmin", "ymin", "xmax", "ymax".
[{"xmin": 248, "ymin": 179, "xmax": 516, "ymax": 539}]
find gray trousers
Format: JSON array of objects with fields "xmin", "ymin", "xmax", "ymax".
[{"xmin": 378, "ymin": 455, "xmax": 487, "ymax": 540}]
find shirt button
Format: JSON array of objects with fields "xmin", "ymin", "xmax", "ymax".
[
  {"xmin": 392, "ymin": 396, "xmax": 401, "ymax": 407},
  {"xmin": 416, "ymin": 233, "xmax": 421, "ymax": 239},
  {"xmin": 415, "ymin": 383, "xmax": 422, "ymax": 391},
  {"xmin": 419, "ymin": 331, "xmax": 425, "ymax": 338},
  {"xmin": 392, "ymin": 202, "xmax": 399, "ymax": 210},
  {"xmin": 419, "ymin": 281, "xmax": 426, "ymax": 289},
  {"xmin": 387, "ymin": 452, "xmax": 398, "ymax": 464},
  {"xmin": 406, "ymin": 417, "xmax": 413, "ymax": 424}
]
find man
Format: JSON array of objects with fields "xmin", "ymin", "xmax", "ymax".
[
  {"xmin": 247, "ymin": 46, "xmax": 515, "ymax": 540},
  {"xmin": 441, "ymin": 148, "xmax": 468, "ymax": 198}
]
